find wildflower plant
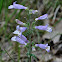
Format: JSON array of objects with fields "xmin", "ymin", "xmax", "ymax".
[{"xmin": 8, "ymin": 1, "xmax": 52, "ymax": 62}]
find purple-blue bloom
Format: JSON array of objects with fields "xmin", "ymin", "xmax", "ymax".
[
  {"xmin": 35, "ymin": 44, "xmax": 50, "ymax": 52},
  {"xmin": 8, "ymin": 1, "xmax": 28, "ymax": 9},
  {"xmin": 15, "ymin": 19, "xmax": 26, "ymax": 25},
  {"xmin": 20, "ymin": 35, "xmax": 29, "ymax": 43},
  {"xmin": 32, "ymin": 47, "xmax": 36, "ymax": 51},
  {"xmin": 13, "ymin": 25, "xmax": 27, "ymax": 35},
  {"xmin": 29, "ymin": 9, "xmax": 38, "ymax": 14},
  {"xmin": 35, "ymin": 24, "xmax": 52, "ymax": 32},
  {"xmin": 11, "ymin": 35, "xmax": 28, "ymax": 45},
  {"xmin": 16, "ymin": 36, "xmax": 27, "ymax": 45},
  {"xmin": 35, "ymin": 14, "xmax": 48, "ymax": 21}
]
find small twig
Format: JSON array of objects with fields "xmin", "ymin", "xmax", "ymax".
[
  {"xmin": 3, "ymin": 48, "xmax": 15, "ymax": 62},
  {"xmin": 0, "ymin": 43, "xmax": 15, "ymax": 62}
]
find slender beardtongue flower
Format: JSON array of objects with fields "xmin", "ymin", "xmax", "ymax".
[
  {"xmin": 35, "ymin": 14, "xmax": 48, "ymax": 21},
  {"xmin": 32, "ymin": 47, "xmax": 36, "ymax": 51},
  {"xmin": 29, "ymin": 9, "xmax": 38, "ymax": 14},
  {"xmin": 35, "ymin": 24, "xmax": 52, "ymax": 32},
  {"xmin": 35, "ymin": 44, "xmax": 50, "ymax": 52},
  {"xmin": 11, "ymin": 35, "xmax": 28, "ymax": 45},
  {"xmin": 13, "ymin": 25, "xmax": 27, "ymax": 36},
  {"xmin": 8, "ymin": 1, "xmax": 28, "ymax": 9},
  {"xmin": 20, "ymin": 35, "xmax": 29, "ymax": 43},
  {"xmin": 15, "ymin": 19, "xmax": 26, "ymax": 25}
]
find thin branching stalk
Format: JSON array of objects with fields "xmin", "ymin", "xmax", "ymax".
[{"xmin": 0, "ymin": 46, "xmax": 15, "ymax": 62}]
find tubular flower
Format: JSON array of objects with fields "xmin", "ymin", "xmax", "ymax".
[
  {"xmin": 8, "ymin": 1, "xmax": 28, "ymax": 9},
  {"xmin": 32, "ymin": 47, "xmax": 36, "ymax": 51},
  {"xmin": 13, "ymin": 25, "xmax": 27, "ymax": 35},
  {"xmin": 20, "ymin": 35, "xmax": 29, "ymax": 43},
  {"xmin": 35, "ymin": 24, "xmax": 52, "ymax": 32},
  {"xmin": 29, "ymin": 9, "xmax": 38, "ymax": 14},
  {"xmin": 35, "ymin": 14, "xmax": 48, "ymax": 21},
  {"xmin": 11, "ymin": 35, "xmax": 28, "ymax": 45},
  {"xmin": 15, "ymin": 19, "xmax": 26, "ymax": 25},
  {"xmin": 35, "ymin": 44, "xmax": 50, "ymax": 52}
]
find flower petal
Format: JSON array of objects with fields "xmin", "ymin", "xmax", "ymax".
[
  {"xmin": 16, "ymin": 36, "xmax": 26, "ymax": 44},
  {"xmin": 8, "ymin": 1, "xmax": 28, "ymax": 10},
  {"xmin": 13, "ymin": 2, "xmax": 28, "ymax": 9},
  {"xmin": 20, "ymin": 35, "xmax": 29, "ymax": 43},
  {"xmin": 8, "ymin": 5, "xmax": 14, "ymax": 9},
  {"xmin": 35, "ymin": 44, "xmax": 48, "ymax": 49},
  {"xmin": 13, "ymin": 30, "xmax": 21, "ymax": 35},
  {"xmin": 35, "ymin": 43, "xmax": 50, "ymax": 52},
  {"xmin": 35, "ymin": 14, "xmax": 48, "ymax": 21},
  {"xmin": 29, "ymin": 9, "xmax": 38, "ymax": 14},
  {"xmin": 46, "ymin": 46, "xmax": 50, "ymax": 52},
  {"xmin": 16, "ymin": 25, "xmax": 20, "ymax": 30},
  {"xmin": 46, "ymin": 27, "xmax": 52, "ymax": 32},
  {"xmin": 35, "ymin": 24, "xmax": 52, "ymax": 32},
  {"xmin": 32, "ymin": 47, "xmax": 36, "ymax": 51},
  {"xmin": 15, "ymin": 19, "xmax": 25, "ymax": 25},
  {"xmin": 19, "ymin": 27, "xmax": 27, "ymax": 32},
  {"xmin": 11, "ymin": 36, "xmax": 16, "ymax": 41},
  {"xmin": 35, "ymin": 24, "xmax": 48, "ymax": 30}
]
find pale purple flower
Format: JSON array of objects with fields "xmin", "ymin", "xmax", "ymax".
[
  {"xmin": 35, "ymin": 24, "xmax": 52, "ymax": 32},
  {"xmin": 15, "ymin": 19, "xmax": 26, "ymax": 25},
  {"xmin": 20, "ymin": 35, "xmax": 29, "ymax": 43},
  {"xmin": 32, "ymin": 47, "xmax": 36, "ymax": 51},
  {"xmin": 46, "ymin": 46, "xmax": 50, "ymax": 52},
  {"xmin": 16, "ymin": 36, "xmax": 27, "ymax": 45},
  {"xmin": 8, "ymin": 1, "xmax": 28, "ymax": 9},
  {"xmin": 11, "ymin": 35, "xmax": 28, "ymax": 45},
  {"xmin": 35, "ymin": 14, "xmax": 48, "ymax": 21},
  {"xmin": 13, "ymin": 25, "xmax": 27, "ymax": 35},
  {"xmin": 29, "ymin": 9, "xmax": 38, "ymax": 14},
  {"xmin": 11, "ymin": 36, "xmax": 16, "ymax": 41},
  {"xmin": 35, "ymin": 44, "xmax": 50, "ymax": 52},
  {"xmin": 8, "ymin": 5, "xmax": 14, "ymax": 9}
]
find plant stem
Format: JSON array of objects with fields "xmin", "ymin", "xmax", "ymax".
[
  {"xmin": 27, "ymin": 13, "xmax": 32, "ymax": 62},
  {"xmin": 18, "ymin": 44, "xmax": 20, "ymax": 62},
  {"xmin": 29, "ymin": 34, "xmax": 31, "ymax": 62}
]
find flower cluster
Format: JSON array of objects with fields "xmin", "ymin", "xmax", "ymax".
[
  {"xmin": 11, "ymin": 19, "xmax": 51, "ymax": 52},
  {"xmin": 11, "ymin": 25, "xmax": 28, "ymax": 45},
  {"xmin": 9, "ymin": 1, "xmax": 52, "ymax": 52}
]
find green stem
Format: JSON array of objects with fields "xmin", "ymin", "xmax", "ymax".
[
  {"xmin": 29, "ymin": 35, "xmax": 31, "ymax": 62},
  {"xmin": 27, "ymin": 13, "xmax": 32, "ymax": 62},
  {"xmin": 18, "ymin": 44, "xmax": 20, "ymax": 62}
]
